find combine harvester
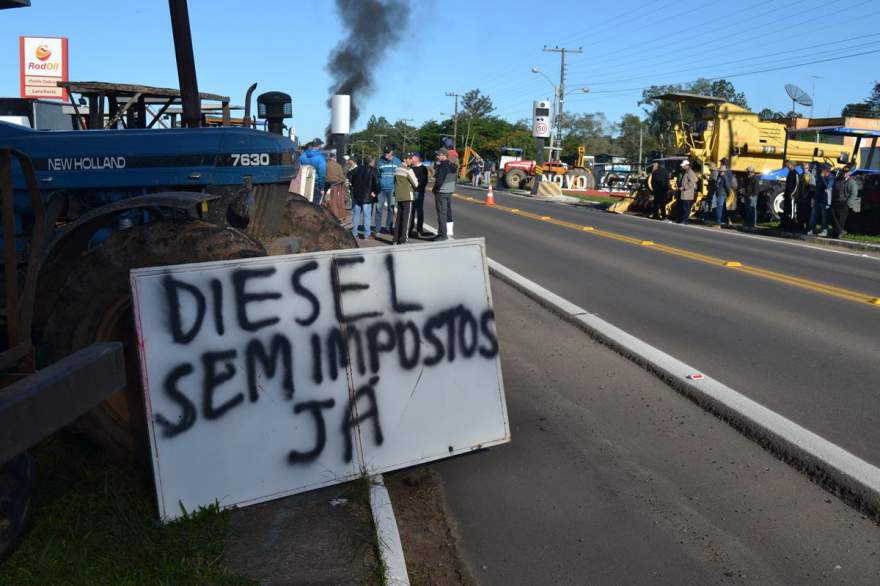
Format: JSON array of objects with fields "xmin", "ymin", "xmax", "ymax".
[{"xmin": 610, "ymin": 93, "xmax": 856, "ymax": 220}]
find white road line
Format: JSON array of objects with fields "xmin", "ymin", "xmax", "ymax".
[
  {"xmin": 369, "ymin": 474, "xmax": 410, "ymax": 586},
  {"xmin": 486, "ymin": 257, "xmax": 880, "ymax": 516},
  {"xmin": 458, "ymin": 187, "xmax": 880, "ymax": 261}
]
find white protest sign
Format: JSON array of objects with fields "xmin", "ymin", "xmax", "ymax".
[{"xmin": 130, "ymin": 238, "xmax": 509, "ymax": 520}]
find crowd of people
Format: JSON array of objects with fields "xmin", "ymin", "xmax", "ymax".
[
  {"xmin": 649, "ymin": 157, "xmax": 862, "ymax": 238},
  {"xmin": 298, "ymin": 138, "xmax": 460, "ymax": 245}
]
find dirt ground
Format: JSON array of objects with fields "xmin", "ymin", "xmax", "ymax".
[{"xmin": 385, "ymin": 466, "xmax": 476, "ymax": 586}]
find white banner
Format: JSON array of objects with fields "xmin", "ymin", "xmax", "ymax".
[{"xmin": 130, "ymin": 238, "xmax": 509, "ymax": 520}]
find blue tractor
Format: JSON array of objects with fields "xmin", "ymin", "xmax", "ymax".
[{"xmin": 0, "ymin": 0, "xmax": 353, "ymax": 557}]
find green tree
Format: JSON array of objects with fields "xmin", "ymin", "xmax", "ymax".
[
  {"xmin": 613, "ymin": 114, "xmax": 657, "ymax": 165},
  {"xmin": 461, "ymin": 89, "xmax": 495, "ymax": 119},
  {"xmin": 841, "ymin": 82, "xmax": 880, "ymax": 117},
  {"xmin": 559, "ymin": 112, "xmax": 614, "ymax": 158}
]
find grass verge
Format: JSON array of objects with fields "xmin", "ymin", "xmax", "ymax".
[
  {"xmin": 348, "ymin": 474, "xmax": 386, "ymax": 586},
  {"xmin": 0, "ymin": 432, "xmax": 253, "ymax": 586}
]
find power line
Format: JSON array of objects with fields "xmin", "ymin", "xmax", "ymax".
[
  {"xmin": 565, "ymin": 0, "xmax": 866, "ymax": 78},
  {"xmin": 570, "ymin": 36, "xmax": 880, "ymax": 88}
]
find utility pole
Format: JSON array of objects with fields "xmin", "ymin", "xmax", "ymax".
[
  {"xmin": 374, "ymin": 133, "xmax": 387, "ymax": 154},
  {"xmin": 543, "ymin": 45, "xmax": 582, "ymax": 160},
  {"xmin": 397, "ymin": 118, "xmax": 415, "ymax": 154},
  {"xmin": 445, "ymin": 92, "xmax": 462, "ymax": 149},
  {"xmin": 810, "ymin": 75, "xmax": 822, "ymax": 119},
  {"xmin": 638, "ymin": 125, "xmax": 643, "ymax": 168}
]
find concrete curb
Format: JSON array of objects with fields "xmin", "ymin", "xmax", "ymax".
[
  {"xmin": 369, "ymin": 474, "xmax": 409, "ymax": 586},
  {"xmin": 488, "ymin": 258, "xmax": 880, "ymax": 520}
]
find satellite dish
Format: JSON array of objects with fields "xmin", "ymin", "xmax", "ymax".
[{"xmin": 785, "ymin": 84, "xmax": 813, "ymax": 107}]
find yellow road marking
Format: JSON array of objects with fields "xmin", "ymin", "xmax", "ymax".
[{"xmin": 452, "ymin": 193, "xmax": 880, "ymax": 307}]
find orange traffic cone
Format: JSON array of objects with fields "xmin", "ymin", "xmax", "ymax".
[{"xmin": 486, "ymin": 184, "xmax": 496, "ymax": 206}]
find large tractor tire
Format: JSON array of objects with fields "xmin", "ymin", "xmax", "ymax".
[
  {"xmin": 43, "ymin": 220, "xmax": 266, "ymax": 459},
  {"xmin": 505, "ymin": 168, "xmax": 529, "ymax": 190},
  {"xmin": 205, "ymin": 184, "xmax": 357, "ymax": 255},
  {"xmin": 257, "ymin": 195, "xmax": 357, "ymax": 255}
]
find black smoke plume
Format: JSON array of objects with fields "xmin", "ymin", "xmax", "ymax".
[{"xmin": 326, "ymin": 0, "xmax": 410, "ymax": 136}]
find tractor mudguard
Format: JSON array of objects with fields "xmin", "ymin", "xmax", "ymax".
[{"xmin": 33, "ymin": 191, "xmax": 219, "ymax": 338}]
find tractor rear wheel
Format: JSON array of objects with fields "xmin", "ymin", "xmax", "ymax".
[
  {"xmin": 505, "ymin": 169, "xmax": 528, "ymax": 190},
  {"xmin": 43, "ymin": 220, "xmax": 265, "ymax": 460}
]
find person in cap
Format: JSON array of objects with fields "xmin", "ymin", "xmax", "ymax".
[
  {"xmin": 432, "ymin": 147, "xmax": 458, "ymax": 240},
  {"xmin": 810, "ymin": 164, "xmax": 832, "ymax": 236},
  {"xmin": 743, "ymin": 166, "xmax": 760, "ymax": 228},
  {"xmin": 830, "ymin": 164, "xmax": 859, "ymax": 239},
  {"xmin": 299, "ymin": 138, "xmax": 327, "ymax": 207},
  {"xmin": 676, "ymin": 159, "xmax": 697, "ymax": 224},
  {"xmin": 374, "ymin": 146, "xmax": 401, "ymax": 235},
  {"xmin": 393, "ymin": 154, "xmax": 419, "ymax": 245}
]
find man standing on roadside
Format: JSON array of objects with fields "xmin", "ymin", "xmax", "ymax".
[
  {"xmin": 781, "ymin": 160, "xmax": 798, "ymax": 230},
  {"xmin": 374, "ymin": 146, "xmax": 401, "ymax": 235},
  {"xmin": 811, "ymin": 164, "xmax": 832, "ymax": 236},
  {"xmin": 433, "ymin": 147, "xmax": 458, "ymax": 240},
  {"xmin": 349, "ymin": 157, "xmax": 379, "ymax": 240},
  {"xmin": 650, "ymin": 162, "xmax": 670, "ymax": 221},
  {"xmin": 394, "ymin": 154, "xmax": 419, "ymax": 245},
  {"xmin": 409, "ymin": 154, "xmax": 430, "ymax": 238},
  {"xmin": 677, "ymin": 159, "xmax": 697, "ymax": 224},
  {"xmin": 713, "ymin": 161, "xmax": 733, "ymax": 226},
  {"xmin": 831, "ymin": 165, "xmax": 859, "ymax": 239},
  {"xmin": 743, "ymin": 166, "xmax": 760, "ymax": 228}
]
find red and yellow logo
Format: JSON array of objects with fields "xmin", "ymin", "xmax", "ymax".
[{"xmin": 35, "ymin": 44, "xmax": 52, "ymax": 61}]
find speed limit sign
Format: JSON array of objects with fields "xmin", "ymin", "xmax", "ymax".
[{"xmin": 532, "ymin": 100, "xmax": 552, "ymax": 138}]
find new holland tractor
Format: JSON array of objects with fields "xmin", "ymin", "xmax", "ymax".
[{"xmin": 0, "ymin": 0, "xmax": 353, "ymax": 558}]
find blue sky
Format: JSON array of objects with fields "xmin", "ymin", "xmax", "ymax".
[{"xmin": 2, "ymin": 0, "xmax": 879, "ymax": 140}]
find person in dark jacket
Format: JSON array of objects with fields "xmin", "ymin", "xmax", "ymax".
[
  {"xmin": 811, "ymin": 164, "xmax": 832, "ymax": 236},
  {"xmin": 743, "ymin": 166, "xmax": 760, "ymax": 228},
  {"xmin": 432, "ymin": 148, "xmax": 458, "ymax": 240},
  {"xmin": 408, "ymin": 154, "xmax": 430, "ymax": 237},
  {"xmin": 781, "ymin": 160, "xmax": 798, "ymax": 230},
  {"xmin": 830, "ymin": 165, "xmax": 858, "ymax": 239},
  {"xmin": 713, "ymin": 162, "xmax": 733, "ymax": 226},
  {"xmin": 650, "ymin": 163, "xmax": 670, "ymax": 221},
  {"xmin": 349, "ymin": 157, "xmax": 379, "ymax": 240},
  {"xmin": 796, "ymin": 162, "xmax": 813, "ymax": 232}
]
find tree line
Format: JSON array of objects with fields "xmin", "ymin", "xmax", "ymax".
[{"xmin": 347, "ymin": 80, "xmax": 880, "ymax": 165}]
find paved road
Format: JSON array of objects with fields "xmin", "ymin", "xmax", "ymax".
[
  {"xmin": 425, "ymin": 186, "xmax": 880, "ymax": 466},
  {"xmin": 435, "ymin": 279, "xmax": 880, "ymax": 585}
]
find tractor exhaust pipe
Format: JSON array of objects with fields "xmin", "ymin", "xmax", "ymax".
[
  {"xmin": 331, "ymin": 94, "xmax": 351, "ymax": 161},
  {"xmin": 243, "ymin": 83, "xmax": 258, "ymax": 128},
  {"xmin": 168, "ymin": 0, "xmax": 201, "ymax": 128}
]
